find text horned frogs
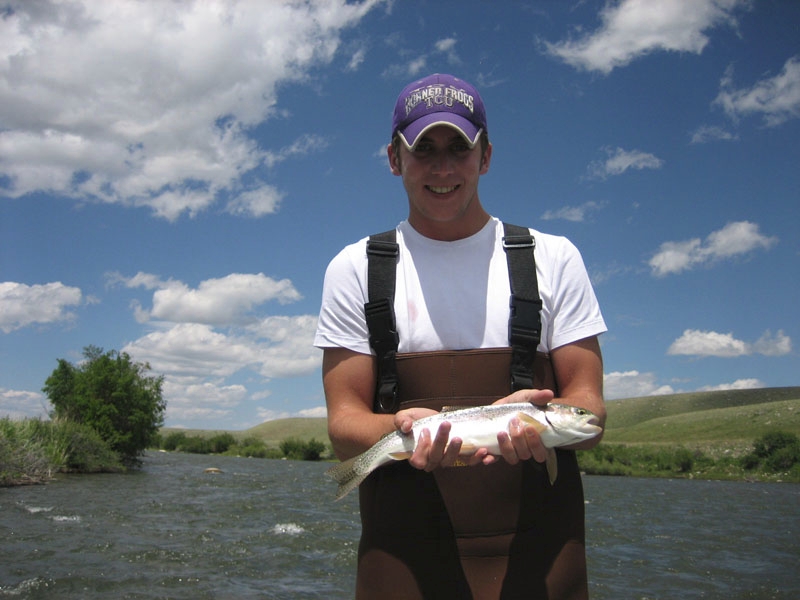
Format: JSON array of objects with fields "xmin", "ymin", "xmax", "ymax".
[{"xmin": 404, "ymin": 84, "xmax": 474, "ymax": 117}]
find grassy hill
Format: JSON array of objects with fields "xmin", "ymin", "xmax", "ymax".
[
  {"xmin": 164, "ymin": 386, "xmax": 799, "ymax": 453},
  {"xmin": 602, "ymin": 386, "xmax": 799, "ymax": 448}
]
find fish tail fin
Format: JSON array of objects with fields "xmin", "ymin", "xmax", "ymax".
[{"xmin": 326, "ymin": 456, "xmax": 370, "ymax": 501}]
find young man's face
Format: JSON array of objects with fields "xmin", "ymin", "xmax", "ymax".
[{"xmin": 388, "ymin": 125, "xmax": 492, "ymax": 240}]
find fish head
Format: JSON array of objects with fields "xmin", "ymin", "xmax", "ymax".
[{"xmin": 538, "ymin": 403, "xmax": 602, "ymax": 445}]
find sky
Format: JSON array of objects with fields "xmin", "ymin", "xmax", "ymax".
[{"xmin": 1, "ymin": 0, "xmax": 798, "ymax": 430}]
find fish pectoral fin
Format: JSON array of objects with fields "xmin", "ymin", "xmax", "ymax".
[
  {"xmin": 545, "ymin": 449, "xmax": 558, "ymax": 485},
  {"xmin": 458, "ymin": 443, "xmax": 477, "ymax": 454},
  {"xmin": 517, "ymin": 412, "xmax": 548, "ymax": 434},
  {"xmin": 388, "ymin": 451, "xmax": 413, "ymax": 460}
]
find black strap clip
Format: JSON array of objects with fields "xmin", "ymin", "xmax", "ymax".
[{"xmin": 365, "ymin": 297, "xmax": 400, "ymax": 413}]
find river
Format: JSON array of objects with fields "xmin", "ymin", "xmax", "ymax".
[{"xmin": 1, "ymin": 451, "xmax": 797, "ymax": 599}]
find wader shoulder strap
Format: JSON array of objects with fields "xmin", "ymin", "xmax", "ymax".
[
  {"xmin": 365, "ymin": 230, "xmax": 400, "ymax": 413},
  {"xmin": 502, "ymin": 223, "xmax": 543, "ymax": 391}
]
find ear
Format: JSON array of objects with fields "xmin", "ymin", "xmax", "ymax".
[
  {"xmin": 388, "ymin": 143, "xmax": 402, "ymax": 176},
  {"xmin": 479, "ymin": 142, "xmax": 492, "ymax": 175}
]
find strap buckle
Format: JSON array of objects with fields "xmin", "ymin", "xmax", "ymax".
[
  {"xmin": 502, "ymin": 234, "xmax": 535, "ymax": 250},
  {"xmin": 366, "ymin": 239, "xmax": 400, "ymax": 257}
]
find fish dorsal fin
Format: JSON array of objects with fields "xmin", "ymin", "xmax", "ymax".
[
  {"xmin": 517, "ymin": 412, "xmax": 547, "ymax": 434},
  {"xmin": 441, "ymin": 406, "xmax": 461, "ymax": 412}
]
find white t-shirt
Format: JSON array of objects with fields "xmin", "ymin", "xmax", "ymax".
[{"xmin": 314, "ymin": 218, "xmax": 606, "ymax": 355}]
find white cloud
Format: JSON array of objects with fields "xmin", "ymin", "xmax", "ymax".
[
  {"xmin": 604, "ymin": 370, "xmax": 676, "ymax": 400},
  {"xmin": 383, "ymin": 35, "xmax": 460, "ymax": 79},
  {"xmin": 668, "ymin": 329, "xmax": 792, "ymax": 357},
  {"xmin": 434, "ymin": 36, "xmax": 460, "ymax": 64},
  {"xmin": 715, "ymin": 56, "xmax": 800, "ymax": 126},
  {"xmin": 225, "ymin": 185, "xmax": 285, "ymax": 218},
  {"xmin": 254, "ymin": 405, "xmax": 327, "ymax": 422},
  {"xmin": 0, "ymin": 0, "xmax": 384, "ymax": 220},
  {"xmin": 587, "ymin": 147, "xmax": 663, "ymax": 180},
  {"xmin": 698, "ymin": 378, "xmax": 764, "ymax": 391},
  {"xmin": 752, "ymin": 330, "xmax": 793, "ymax": 357},
  {"xmin": 541, "ymin": 201, "xmax": 605, "ymax": 222},
  {"xmin": 125, "ymin": 323, "xmax": 261, "ymax": 379},
  {"xmin": 0, "ymin": 388, "xmax": 49, "ymax": 419},
  {"xmin": 160, "ymin": 378, "xmax": 249, "ymax": 424},
  {"xmin": 122, "ymin": 316, "xmax": 321, "ymax": 418},
  {"xmin": 544, "ymin": 0, "xmax": 748, "ymax": 75},
  {"xmin": 649, "ymin": 221, "xmax": 777, "ymax": 276},
  {"xmin": 248, "ymin": 315, "xmax": 321, "ymax": 378},
  {"xmin": 689, "ymin": 125, "xmax": 738, "ymax": 144},
  {"xmin": 0, "ymin": 281, "xmax": 84, "ymax": 333},
  {"xmin": 119, "ymin": 272, "xmax": 301, "ymax": 325}
]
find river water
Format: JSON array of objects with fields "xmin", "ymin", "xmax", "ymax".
[{"xmin": 1, "ymin": 451, "xmax": 797, "ymax": 599}]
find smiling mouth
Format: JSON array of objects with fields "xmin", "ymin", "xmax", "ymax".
[{"xmin": 427, "ymin": 185, "xmax": 459, "ymax": 194}]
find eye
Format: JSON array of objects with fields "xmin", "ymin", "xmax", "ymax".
[{"xmin": 413, "ymin": 141, "xmax": 433, "ymax": 153}]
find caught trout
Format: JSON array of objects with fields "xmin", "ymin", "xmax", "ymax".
[{"xmin": 327, "ymin": 402, "xmax": 602, "ymax": 500}]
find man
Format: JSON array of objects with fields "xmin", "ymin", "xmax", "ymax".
[{"xmin": 315, "ymin": 73, "xmax": 606, "ymax": 599}]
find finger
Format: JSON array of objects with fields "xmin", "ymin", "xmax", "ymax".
[
  {"xmin": 509, "ymin": 418, "xmax": 533, "ymax": 461},
  {"xmin": 465, "ymin": 447, "xmax": 490, "ymax": 467},
  {"xmin": 425, "ymin": 421, "xmax": 452, "ymax": 471},
  {"xmin": 440, "ymin": 437, "xmax": 463, "ymax": 467},
  {"xmin": 496, "ymin": 430, "xmax": 520, "ymax": 465},
  {"xmin": 523, "ymin": 425, "xmax": 548, "ymax": 463},
  {"xmin": 408, "ymin": 427, "xmax": 431, "ymax": 470},
  {"xmin": 493, "ymin": 388, "xmax": 554, "ymax": 407}
]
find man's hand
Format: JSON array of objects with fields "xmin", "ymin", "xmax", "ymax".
[
  {"xmin": 493, "ymin": 388, "xmax": 554, "ymax": 464},
  {"xmin": 394, "ymin": 408, "xmax": 490, "ymax": 471}
]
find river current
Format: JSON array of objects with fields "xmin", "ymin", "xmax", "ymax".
[{"xmin": 1, "ymin": 451, "xmax": 797, "ymax": 599}]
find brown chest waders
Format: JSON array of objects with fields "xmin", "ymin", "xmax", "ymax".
[{"xmin": 357, "ymin": 224, "xmax": 589, "ymax": 600}]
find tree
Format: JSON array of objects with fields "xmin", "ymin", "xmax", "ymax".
[{"xmin": 43, "ymin": 346, "xmax": 166, "ymax": 465}]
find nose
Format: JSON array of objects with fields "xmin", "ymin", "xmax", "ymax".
[{"xmin": 430, "ymin": 151, "xmax": 455, "ymax": 175}]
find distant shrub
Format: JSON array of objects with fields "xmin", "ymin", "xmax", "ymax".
[
  {"xmin": 180, "ymin": 436, "xmax": 211, "ymax": 454},
  {"xmin": 742, "ymin": 431, "xmax": 800, "ymax": 473},
  {"xmin": 208, "ymin": 433, "xmax": 236, "ymax": 454},
  {"xmin": 579, "ymin": 444, "xmax": 702, "ymax": 476},
  {"xmin": 162, "ymin": 432, "xmax": 188, "ymax": 451},
  {"xmin": 279, "ymin": 437, "xmax": 326, "ymax": 461}
]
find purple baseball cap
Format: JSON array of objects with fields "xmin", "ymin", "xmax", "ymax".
[{"xmin": 391, "ymin": 73, "xmax": 487, "ymax": 150}]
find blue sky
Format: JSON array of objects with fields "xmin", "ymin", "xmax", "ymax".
[{"xmin": 1, "ymin": 0, "xmax": 798, "ymax": 430}]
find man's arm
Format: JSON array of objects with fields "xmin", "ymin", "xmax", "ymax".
[
  {"xmin": 322, "ymin": 347, "xmax": 393, "ymax": 461},
  {"xmin": 550, "ymin": 335, "xmax": 606, "ymax": 450}
]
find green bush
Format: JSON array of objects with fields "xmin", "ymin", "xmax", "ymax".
[
  {"xmin": 43, "ymin": 346, "xmax": 165, "ymax": 466},
  {"xmin": 179, "ymin": 436, "xmax": 211, "ymax": 454},
  {"xmin": 279, "ymin": 437, "xmax": 326, "ymax": 461},
  {"xmin": 162, "ymin": 431, "xmax": 187, "ymax": 451},
  {"xmin": 742, "ymin": 431, "xmax": 800, "ymax": 473},
  {"xmin": 209, "ymin": 433, "xmax": 236, "ymax": 454}
]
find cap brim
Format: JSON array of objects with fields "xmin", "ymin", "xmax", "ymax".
[{"xmin": 397, "ymin": 113, "xmax": 482, "ymax": 151}]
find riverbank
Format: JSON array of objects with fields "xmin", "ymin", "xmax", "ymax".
[
  {"xmin": 0, "ymin": 417, "xmax": 123, "ymax": 486},
  {"xmin": 5, "ymin": 387, "xmax": 799, "ymax": 486}
]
